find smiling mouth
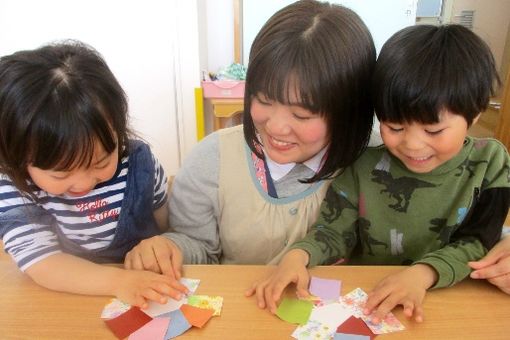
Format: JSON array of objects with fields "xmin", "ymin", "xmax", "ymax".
[{"xmin": 67, "ymin": 190, "xmax": 91, "ymax": 197}]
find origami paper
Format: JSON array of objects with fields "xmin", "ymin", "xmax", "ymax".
[
  {"xmin": 308, "ymin": 302, "xmax": 352, "ymax": 330},
  {"xmin": 180, "ymin": 304, "xmax": 215, "ymax": 328},
  {"xmin": 334, "ymin": 333, "xmax": 370, "ymax": 340},
  {"xmin": 104, "ymin": 307, "xmax": 153, "ymax": 339},
  {"xmin": 309, "ymin": 277, "xmax": 342, "ymax": 301},
  {"xmin": 276, "ymin": 298, "xmax": 313, "ymax": 325},
  {"xmin": 143, "ymin": 277, "xmax": 201, "ymax": 317},
  {"xmin": 187, "ymin": 295, "xmax": 223, "ymax": 316},
  {"xmin": 291, "ymin": 319, "xmax": 335, "ymax": 340},
  {"xmin": 162, "ymin": 309, "xmax": 192, "ymax": 339},
  {"xmin": 181, "ymin": 278, "xmax": 200, "ymax": 295},
  {"xmin": 340, "ymin": 288, "xmax": 404, "ymax": 334},
  {"xmin": 360, "ymin": 313, "xmax": 405, "ymax": 335},
  {"xmin": 101, "ymin": 298, "xmax": 131, "ymax": 319},
  {"xmin": 128, "ymin": 317, "xmax": 170, "ymax": 340},
  {"xmin": 336, "ymin": 316, "xmax": 376, "ymax": 339}
]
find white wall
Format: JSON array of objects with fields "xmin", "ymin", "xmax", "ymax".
[
  {"xmin": 0, "ymin": 0, "xmax": 201, "ymax": 175},
  {"xmin": 242, "ymin": 0, "xmax": 418, "ymax": 64}
]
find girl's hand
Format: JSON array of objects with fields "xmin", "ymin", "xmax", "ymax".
[
  {"xmin": 245, "ymin": 249, "xmax": 310, "ymax": 314},
  {"xmin": 364, "ymin": 264, "xmax": 437, "ymax": 323},
  {"xmin": 469, "ymin": 236, "xmax": 510, "ymax": 294},
  {"xmin": 115, "ymin": 269, "xmax": 189, "ymax": 309},
  {"xmin": 125, "ymin": 236, "xmax": 183, "ymax": 280}
]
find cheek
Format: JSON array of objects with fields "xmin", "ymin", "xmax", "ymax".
[
  {"xmin": 299, "ymin": 120, "xmax": 328, "ymax": 145},
  {"xmin": 250, "ymin": 102, "xmax": 268, "ymax": 126}
]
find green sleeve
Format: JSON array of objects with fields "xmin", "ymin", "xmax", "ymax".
[
  {"xmin": 415, "ymin": 237, "xmax": 486, "ymax": 288},
  {"xmin": 289, "ymin": 166, "xmax": 360, "ymax": 267}
]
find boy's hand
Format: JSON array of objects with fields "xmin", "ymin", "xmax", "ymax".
[
  {"xmin": 469, "ymin": 236, "xmax": 510, "ymax": 294},
  {"xmin": 125, "ymin": 236, "xmax": 183, "ymax": 280},
  {"xmin": 115, "ymin": 269, "xmax": 189, "ymax": 309},
  {"xmin": 245, "ymin": 249, "xmax": 310, "ymax": 314},
  {"xmin": 364, "ymin": 264, "xmax": 437, "ymax": 323}
]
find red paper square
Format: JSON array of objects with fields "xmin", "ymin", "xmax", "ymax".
[
  {"xmin": 104, "ymin": 306, "xmax": 153, "ymax": 339},
  {"xmin": 337, "ymin": 316, "xmax": 377, "ymax": 339}
]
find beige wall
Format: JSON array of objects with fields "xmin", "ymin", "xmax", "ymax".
[{"xmin": 445, "ymin": 0, "xmax": 510, "ymax": 81}]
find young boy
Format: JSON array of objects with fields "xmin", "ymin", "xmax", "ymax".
[{"xmin": 247, "ymin": 24, "xmax": 510, "ymax": 323}]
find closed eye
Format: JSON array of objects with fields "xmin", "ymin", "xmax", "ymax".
[
  {"xmin": 425, "ymin": 129, "xmax": 444, "ymax": 135},
  {"xmin": 388, "ymin": 126, "xmax": 403, "ymax": 132}
]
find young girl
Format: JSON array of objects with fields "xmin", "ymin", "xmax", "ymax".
[
  {"xmin": 249, "ymin": 24, "xmax": 509, "ymax": 323},
  {"xmin": 0, "ymin": 41, "xmax": 187, "ymax": 308},
  {"xmin": 124, "ymin": 0, "xmax": 376, "ymax": 275}
]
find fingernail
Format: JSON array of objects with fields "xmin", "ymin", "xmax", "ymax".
[{"xmin": 470, "ymin": 272, "xmax": 479, "ymax": 278}]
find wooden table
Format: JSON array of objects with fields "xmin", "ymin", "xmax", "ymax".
[{"xmin": 1, "ymin": 250, "xmax": 509, "ymax": 339}]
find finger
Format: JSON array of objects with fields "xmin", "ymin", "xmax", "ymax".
[
  {"xmin": 265, "ymin": 282, "xmax": 280, "ymax": 314},
  {"xmin": 371, "ymin": 295, "xmax": 400, "ymax": 324},
  {"xmin": 169, "ymin": 247, "xmax": 183, "ymax": 280},
  {"xmin": 295, "ymin": 273, "xmax": 310, "ymax": 299},
  {"xmin": 142, "ymin": 287, "xmax": 168, "ymax": 305},
  {"xmin": 413, "ymin": 304, "xmax": 424, "ymax": 323},
  {"xmin": 402, "ymin": 300, "xmax": 414, "ymax": 318},
  {"xmin": 133, "ymin": 295, "xmax": 149, "ymax": 310},
  {"xmin": 255, "ymin": 281, "xmax": 268, "ymax": 309},
  {"xmin": 488, "ymin": 273, "xmax": 510, "ymax": 293},
  {"xmin": 141, "ymin": 247, "xmax": 162, "ymax": 274},
  {"xmin": 364, "ymin": 288, "xmax": 390, "ymax": 315},
  {"xmin": 153, "ymin": 246, "xmax": 174, "ymax": 279},
  {"xmin": 470, "ymin": 259, "xmax": 510, "ymax": 279},
  {"xmin": 469, "ymin": 245, "xmax": 508, "ymax": 270},
  {"xmin": 168, "ymin": 278, "xmax": 188, "ymax": 296},
  {"xmin": 124, "ymin": 252, "xmax": 133, "ymax": 270},
  {"xmin": 131, "ymin": 252, "xmax": 145, "ymax": 271},
  {"xmin": 245, "ymin": 282, "xmax": 256, "ymax": 297}
]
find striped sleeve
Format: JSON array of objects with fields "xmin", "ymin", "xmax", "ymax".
[
  {"xmin": 0, "ymin": 176, "xmax": 61, "ymax": 271},
  {"xmin": 152, "ymin": 154, "xmax": 168, "ymax": 209}
]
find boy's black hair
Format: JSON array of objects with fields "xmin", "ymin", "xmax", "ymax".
[
  {"xmin": 0, "ymin": 40, "xmax": 130, "ymax": 194},
  {"xmin": 373, "ymin": 24, "xmax": 500, "ymax": 125},
  {"xmin": 243, "ymin": 0, "xmax": 376, "ymax": 182}
]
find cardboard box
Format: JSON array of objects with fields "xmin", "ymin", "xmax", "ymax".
[{"xmin": 201, "ymin": 80, "xmax": 245, "ymax": 98}]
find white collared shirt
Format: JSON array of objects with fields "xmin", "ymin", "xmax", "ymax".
[{"xmin": 264, "ymin": 147, "xmax": 327, "ymax": 181}]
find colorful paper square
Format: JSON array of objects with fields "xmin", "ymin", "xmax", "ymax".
[
  {"xmin": 336, "ymin": 316, "xmax": 376, "ymax": 339},
  {"xmin": 309, "ymin": 277, "xmax": 342, "ymax": 301},
  {"xmin": 180, "ymin": 304, "xmax": 214, "ymax": 328},
  {"xmin": 187, "ymin": 295, "xmax": 223, "ymax": 316},
  {"xmin": 163, "ymin": 309, "xmax": 192, "ymax": 339},
  {"xmin": 128, "ymin": 317, "xmax": 170, "ymax": 340},
  {"xmin": 276, "ymin": 298, "xmax": 313, "ymax": 325},
  {"xmin": 291, "ymin": 319, "xmax": 335, "ymax": 339},
  {"xmin": 104, "ymin": 306, "xmax": 153, "ymax": 339},
  {"xmin": 101, "ymin": 298, "xmax": 131, "ymax": 319}
]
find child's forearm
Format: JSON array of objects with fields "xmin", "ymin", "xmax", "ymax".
[{"xmin": 25, "ymin": 253, "xmax": 124, "ymax": 296}]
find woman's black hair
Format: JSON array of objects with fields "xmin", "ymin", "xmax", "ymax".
[
  {"xmin": 0, "ymin": 40, "xmax": 130, "ymax": 194},
  {"xmin": 243, "ymin": 0, "xmax": 376, "ymax": 182},
  {"xmin": 373, "ymin": 24, "xmax": 500, "ymax": 126}
]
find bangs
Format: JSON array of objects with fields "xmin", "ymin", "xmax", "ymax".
[
  {"xmin": 246, "ymin": 39, "xmax": 333, "ymax": 115},
  {"xmin": 28, "ymin": 98, "xmax": 117, "ymax": 171}
]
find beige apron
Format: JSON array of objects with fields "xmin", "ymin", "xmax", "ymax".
[{"xmin": 218, "ymin": 125, "xmax": 332, "ymax": 264}]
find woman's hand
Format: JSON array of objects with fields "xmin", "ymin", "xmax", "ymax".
[
  {"xmin": 469, "ymin": 236, "xmax": 510, "ymax": 294},
  {"xmin": 125, "ymin": 235, "xmax": 183, "ymax": 280}
]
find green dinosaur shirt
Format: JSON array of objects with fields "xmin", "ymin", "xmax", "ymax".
[{"xmin": 291, "ymin": 137, "xmax": 510, "ymax": 288}]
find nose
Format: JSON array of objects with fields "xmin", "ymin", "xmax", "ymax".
[
  {"xmin": 71, "ymin": 171, "xmax": 101, "ymax": 192},
  {"xmin": 267, "ymin": 105, "xmax": 291, "ymax": 135},
  {"xmin": 402, "ymin": 130, "xmax": 425, "ymax": 150}
]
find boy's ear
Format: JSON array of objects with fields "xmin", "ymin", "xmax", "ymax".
[{"xmin": 471, "ymin": 113, "xmax": 482, "ymax": 126}]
